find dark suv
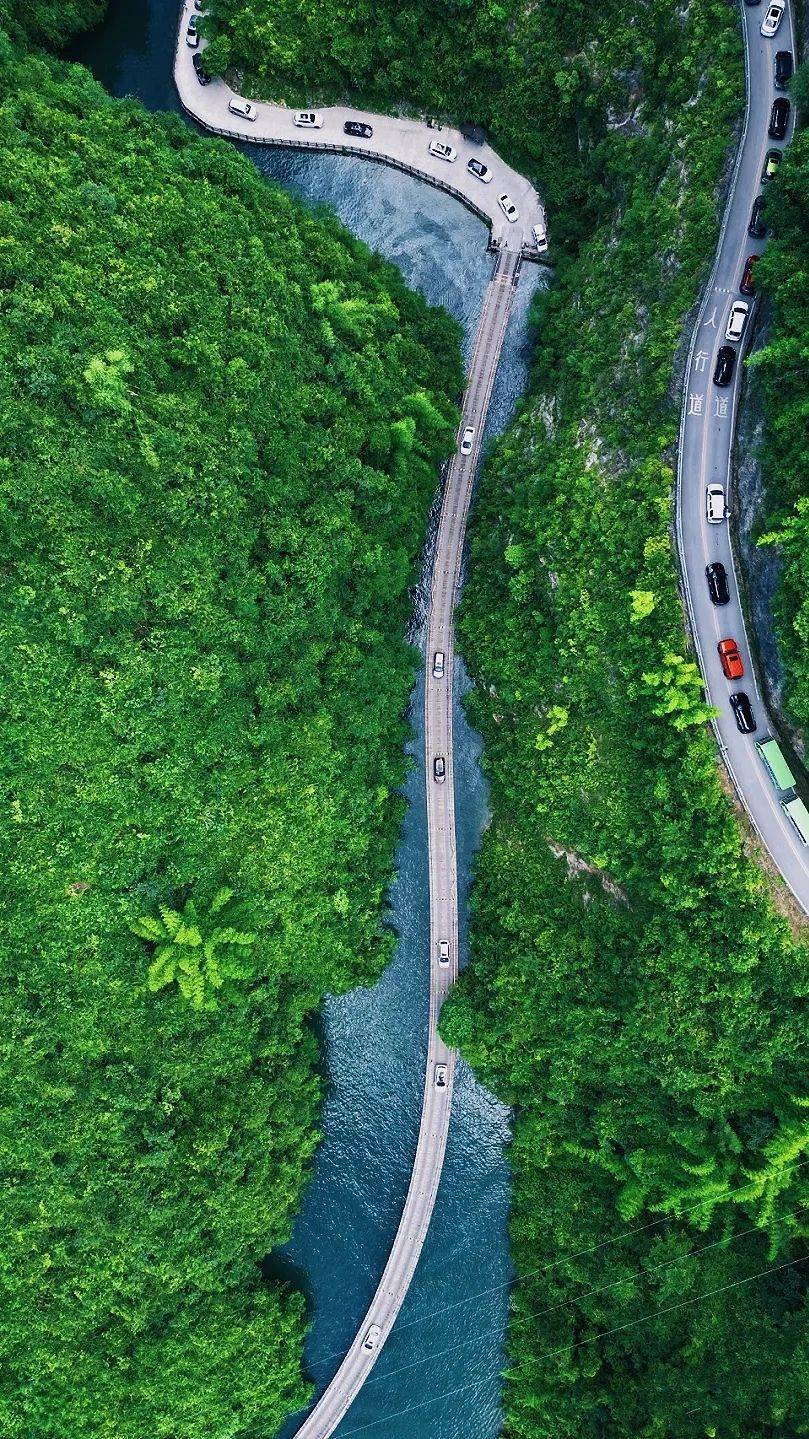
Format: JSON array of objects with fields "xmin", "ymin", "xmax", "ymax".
[
  {"xmin": 775, "ymin": 50, "xmax": 793, "ymax": 88},
  {"xmin": 706, "ymin": 562, "xmax": 730, "ymax": 606},
  {"xmin": 344, "ymin": 120, "xmax": 373, "ymax": 139},
  {"xmin": 730, "ymin": 693, "xmax": 756, "ymax": 734},
  {"xmin": 192, "ymin": 52, "xmax": 211, "ymax": 84},
  {"xmin": 748, "ymin": 196, "xmax": 766, "ymax": 239},
  {"xmin": 713, "ymin": 346, "xmax": 736, "ymax": 387},
  {"xmin": 769, "ymin": 97, "xmax": 790, "ymax": 140}
]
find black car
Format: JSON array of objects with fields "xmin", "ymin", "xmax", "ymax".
[
  {"xmin": 769, "ymin": 97, "xmax": 790, "ymax": 140},
  {"xmin": 192, "ymin": 52, "xmax": 211, "ymax": 84},
  {"xmin": 775, "ymin": 50, "xmax": 793, "ymax": 89},
  {"xmin": 344, "ymin": 120, "xmax": 373, "ymax": 139},
  {"xmin": 713, "ymin": 346, "xmax": 736, "ymax": 387},
  {"xmin": 730, "ymin": 692, "xmax": 756, "ymax": 734},
  {"xmin": 748, "ymin": 195, "xmax": 766, "ymax": 239},
  {"xmin": 706, "ymin": 562, "xmax": 731, "ymax": 606}
]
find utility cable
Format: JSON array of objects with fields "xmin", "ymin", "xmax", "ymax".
[
  {"xmin": 337, "ymin": 1254, "xmax": 809, "ymax": 1437},
  {"xmin": 305, "ymin": 1154, "xmax": 809, "ymax": 1367}
]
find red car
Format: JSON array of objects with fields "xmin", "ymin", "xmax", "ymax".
[
  {"xmin": 718, "ymin": 638, "xmax": 744, "ymax": 680},
  {"xmin": 740, "ymin": 254, "xmax": 758, "ymax": 296}
]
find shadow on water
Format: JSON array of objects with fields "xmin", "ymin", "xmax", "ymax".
[{"xmin": 70, "ymin": 9, "xmax": 547, "ymax": 1435}]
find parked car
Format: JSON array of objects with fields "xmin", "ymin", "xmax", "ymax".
[
  {"xmin": 706, "ymin": 484, "xmax": 728, "ymax": 523},
  {"xmin": 228, "ymin": 98, "xmax": 257, "ymax": 121},
  {"xmin": 363, "ymin": 1325, "xmax": 381, "ymax": 1352},
  {"xmin": 432, "ymin": 651, "xmax": 445, "ymax": 678},
  {"xmin": 532, "ymin": 218, "xmax": 548, "ymax": 253},
  {"xmin": 192, "ymin": 52, "xmax": 211, "ymax": 84},
  {"xmin": 293, "ymin": 111, "xmax": 323, "ymax": 128},
  {"xmin": 467, "ymin": 157, "xmax": 493, "ymax": 183},
  {"xmin": 725, "ymin": 300, "xmax": 750, "ymax": 342},
  {"xmin": 438, "ymin": 940, "xmax": 450, "ymax": 966},
  {"xmin": 706, "ymin": 562, "xmax": 731, "ymax": 606},
  {"xmin": 193, "ymin": 0, "xmax": 205, "ymax": 8},
  {"xmin": 763, "ymin": 151, "xmax": 783, "ymax": 186},
  {"xmin": 730, "ymin": 692, "xmax": 757, "ymax": 734},
  {"xmin": 713, "ymin": 346, "xmax": 736, "ymax": 387},
  {"xmin": 434, "ymin": 1063, "xmax": 449, "ymax": 1089},
  {"xmin": 498, "ymin": 193, "xmax": 519, "ymax": 222},
  {"xmin": 748, "ymin": 196, "xmax": 767, "ymax": 239},
  {"xmin": 460, "ymin": 425, "xmax": 475, "ymax": 455},
  {"xmin": 187, "ymin": 11, "xmax": 198, "ymax": 29},
  {"xmin": 775, "ymin": 50, "xmax": 793, "ymax": 88},
  {"xmin": 718, "ymin": 638, "xmax": 744, "ymax": 681},
  {"xmin": 186, "ymin": 25, "xmax": 199, "ymax": 46},
  {"xmin": 433, "ymin": 756, "xmax": 446, "ymax": 783},
  {"xmin": 740, "ymin": 254, "xmax": 758, "ymax": 295},
  {"xmin": 760, "ymin": 0, "xmax": 785, "ymax": 36},
  {"xmin": 429, "ymin": 140, "xmax": 457, "ymax": 162},
  {"xmin": 769, "ymin": 97, "xmax": 790, "ymax": 139},
  {"xmin": 344, "ymin": 120, "xmax": 373, "ymax": 139}
]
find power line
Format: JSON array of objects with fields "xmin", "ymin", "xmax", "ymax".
[
  {"xmin": 337, "ymin": 1254, "xmax": 809, "ymax": 1437},
  {"xmin": 305, "ymin": 1155, "xmax": 809, "ymax": 1368},
  {"xmin": 357, "ymin": 1209, "xmax": 807, "ymax": 1392}
]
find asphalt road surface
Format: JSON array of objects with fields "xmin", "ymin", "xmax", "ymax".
[
  {"xmin": 287, "ymin": 248, "xmax": 520, "ymax": 1439},
  {"xmin": 677, "ymin": 0, "xmax": 807, "ymax": 911},
  {"xmin": 173, "ymin": 14, "xmax": 527, "ymax": 1432},
  {"xmin": 174, "ymin": 0, "xmax": 546, "ymax": 253}
]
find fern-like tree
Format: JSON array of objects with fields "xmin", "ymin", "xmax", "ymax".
[{"xmin": 129, "ymin": 887, "xmax": 257, "ymax": 1008}]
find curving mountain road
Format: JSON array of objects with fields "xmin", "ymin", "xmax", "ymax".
[
  {"xmin": 676, "ymin": 0, "xmax": 807, "ymax": 912},
  {"xmin": 173, "ymin": 0, "xmax": 806, "ymax": 1430},
  {"xmin": 174, "ymin": 0, "xmax": 545, "ymax": 255},
  {"xmin": 173, "ymin": 14, "xmax": 527, "ymax": 1431}
]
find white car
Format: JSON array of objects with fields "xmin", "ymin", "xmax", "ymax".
[
  {"xmin": 460, "ymin": 425, "xmax": 475, "ymax": 455},
  {"xmin": 498, "ymin": 193, "xmax": 519, "ymax": 222},
  {"xmin": 467, "ymin": 158, "xmax": 493, "ymax": 184},
  {"xmin": 293, "ymin": 111, "xmax": 323, "ymax": 128},
  {"xmin": 434, "ymin": 1063, "xmax": 448, "ymax": 1089},
  {"xmin": 228, "ymin": 98, "xmax": 258, "ymax": 121},
  {"xmin": 438, "ymin": 940, "xmax": 450, "ymax": 966},
  {"xmin": 363, "ymin": 1324, "xmax": 381, "ymax": 1351},
  {"xmin": 432, "ymin": 651, "xmax": 445, "ymax": 678},
  {"xmin": 706, "ymin": 484, "xmax": 727, "ymax": 524},
  {"xmin": 725, "ymin": 300, "xmax": 749, "ymax": 342},
  {"xmin": 761, "ymin": 0, "xmax": 785, "ymax": 36},
  {"xmin": 429, "ymin": 140, "xmax": 457, "ymax": 163},
  {"xmin": 532, "ymin": 219, "xmax": 548, "ymax": 253},
  {"xmin": 186, "ymin": 24, "xmax": 198, "ymax": 46}
]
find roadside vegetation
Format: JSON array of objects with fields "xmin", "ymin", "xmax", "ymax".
[
  {"xmin": 751, "ymin": 88, "xmax": 809, "ymax": 736},
  {"xmin": 0, "ymin": 21, "xmax": 461, "ymax": 1438},
  {"xmin": 437, "ymin": 2, "xmax": 809, "ymax": 1434}
]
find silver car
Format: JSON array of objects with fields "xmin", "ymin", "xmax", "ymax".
[{"xmin": 434, "ymin": 1064, "xmax": 448, "ymax": 1089}]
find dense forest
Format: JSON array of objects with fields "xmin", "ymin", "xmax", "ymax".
[
  {"xmin": 0, "ymin": 18, "xmax": 461, "ymax": 1437},
  {"xmin": 437, "ymin": 1, "xmax": 809, "ymax": 1436},
  {"xmin": 752, "ymin": 95, "xmax": 809, "ymax": 737},
  {"xmin": 199, "ymin": 0, "xmax": 671, "ymax": 248}
]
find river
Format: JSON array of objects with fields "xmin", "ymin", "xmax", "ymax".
[{"xmin": 69, "ymin": 7, "xmax": 544, "ymax": 1434}]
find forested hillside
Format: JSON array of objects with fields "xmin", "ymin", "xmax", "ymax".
[
  {"xmin": 438, "ymin": 1, "xmax": 809, "ymax": 1435},
  {"xmin": 752, "ymin": 107, "xmax": 809, "ymax": 735},
  {"xmin": 198, "ymin": 0, "xmax": 671, "ymax": 247},
  {"xmin": 0, "ymin": 26, "xmax": 461, "ymax": 1439}
]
